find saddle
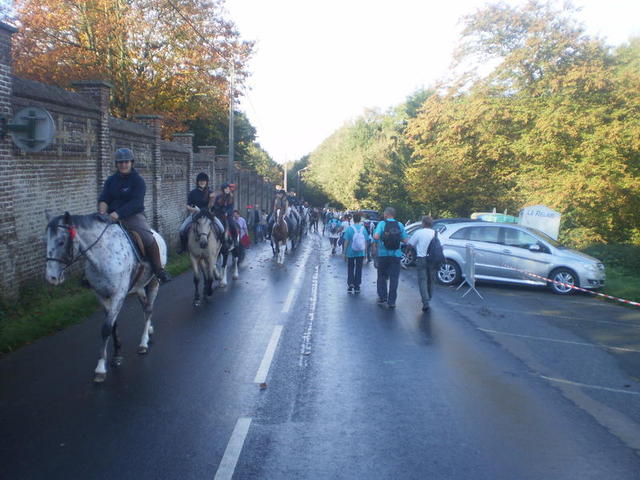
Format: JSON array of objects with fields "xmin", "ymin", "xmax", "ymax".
[{"xmin": 119, "ymin": 224, "xmax": 145, "ymax": 262}]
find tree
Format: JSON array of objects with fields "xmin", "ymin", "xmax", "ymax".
[
  {"xmin": 14, "ymin": 0, "xmax": 253, "ymax": 134},
  {"xmin": 406, "ymin": 1, "xmax": 640, "ymax": 246}
]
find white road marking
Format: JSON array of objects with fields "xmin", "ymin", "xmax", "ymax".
[
  {"xmin": 300, "ymin": 265, "xmax": 320, "ymax": 367},
  {"xmin": 281, "ymin": 244, "xmax": 311, "ymax": 313},
  {"xmin": 538, "ymin": 375, "xmax": 640, "ymax": 396},
  {"xmin": 254, "ymin": 325, "xmax": 284, "ymax": 384},
  {"xmin": 478, "ymin": 327, "xmax": 640, "ymax": 353},
  {"xmin": 445, "ymin": 300, "xmax": 640, "ymax": 329},
  {"xmin": 214, "ymin": 417, "xmax": 252, "ymax": 480},
  {"xmin": 282, "ymin": 287, "xmax": 296, "ymax": 314}
]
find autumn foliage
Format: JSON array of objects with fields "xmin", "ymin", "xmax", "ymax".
[
  {"xmin": 13, "ymin": 0, "xmax": 252, "ymax": 134},
  {"xmin": 303, "ymin": 1, "xmax": 640, "ymax": 247}
]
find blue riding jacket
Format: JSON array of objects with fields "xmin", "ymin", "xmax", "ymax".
[{"xmin": 98, "ymin": 168, "xmax": 145, "ymax": 219}]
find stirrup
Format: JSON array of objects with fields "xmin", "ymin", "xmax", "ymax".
[{"xmin": 156, "ymin": 269, "xmax": 172, "ymax": 284}]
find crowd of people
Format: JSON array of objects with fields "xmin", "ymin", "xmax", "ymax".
[
  {"xmin": 98, "ymin": 148, "xmax": 442, "ymax": 312},
  {"xmin": 321, "ymin": 207, "xmax": 442, "ymax": 312}
]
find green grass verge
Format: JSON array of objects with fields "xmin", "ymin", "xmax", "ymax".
[
  {"xmin": 598, "ymin": 267, "xmax": 640, "ymax": 304},
  {"xmin": 0, "ymin": 253, "xmax": 192, "ymax": 355},
  {"xmin": 582, "ymin": 244, "xmax": 640, "ymax": 304}
]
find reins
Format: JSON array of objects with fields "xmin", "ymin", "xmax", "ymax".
[{"xmin": 46, "ymin": 220, "xmax": 113, "ymax": 271}]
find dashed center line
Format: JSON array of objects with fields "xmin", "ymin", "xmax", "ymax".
[
  {"xmin": 214, "ymin": 417, "xmax": 252, "ymax": 480},
  {"xmin": 281, "ymin": 243, "xmax": 311, "ymax": 313},
  {"xmin": 254, "ymin": 325, "xmax": 283, "ymax": 384}
]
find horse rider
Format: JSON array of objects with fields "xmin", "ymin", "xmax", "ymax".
[
  {"xmin": 268, "ymin": 187, "xmax": 289, "ymax": 233},
  {"xmin": 212, "ymin": 182, "xmax": 238, "ymax": 244},
  {"xmin": 178, "ymin": 172, "xmax": 221, "ymax": 253},
  {"xmin": 98, "ymin": 148, "xmax": 171, "ymax": 283}
]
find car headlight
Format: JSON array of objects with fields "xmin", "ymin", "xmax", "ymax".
[{"xmin": 584, "ymin": 263, "xmax": 598, "ymax": 272}]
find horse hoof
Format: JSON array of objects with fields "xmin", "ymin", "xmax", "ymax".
[
  {"xmin": 111, "ymin": 356, "xmax": 124, "ymax": 367},
  {"xmin": 137, "ymin": 346, "xmax": 149, "ymax": 355},
  {"xmin": 93, "ymin": 373, "xmax": 107, "ymax": 383}
]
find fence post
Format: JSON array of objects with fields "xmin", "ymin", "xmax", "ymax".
[
  {"xmin": 72, "ymin": 81, "xmax": 113, "ymax": 195},
  {"xmin": 134, "ymin": 115, "xmax": 162, "ymax": 230},
  {"xmin": 198, "ymin": 146, "xmax": 217, "ymax": 184},
  {"xmin": 456, "ymin": 244, "xmax": 483, "ymax": 299},
  {"xmin": 173, "ymin": 132, "xmax": 194, "ymax": 195}
]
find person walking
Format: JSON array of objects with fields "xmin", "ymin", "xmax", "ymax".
[
  {"xmin": 343, "ymin": 212, "xmax": 370, "ymax": 294},
  {"xmin": 372, "ymin": 207, "xmax": 408, "ymax": 308},
  {"xmin": 409, "ymin": 216, "xmax": 437, "ymax": 311},
  {"xmin": 327, "ymin": 213, "xmax": 342, "ymax": 254}
]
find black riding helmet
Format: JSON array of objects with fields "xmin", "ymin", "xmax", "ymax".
[
  {"xmin": 196, "ymin": 172, "xmax": 209, "ymax": 184},
  {"xmin": 114, "ymin": 148, "xmax": 134, "ymax": 164}
]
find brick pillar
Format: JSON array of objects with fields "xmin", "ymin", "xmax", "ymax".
[
  {"xmin": 71, "ymin": 81, "xmax": 112, "ymax": 196},
  {"xmin": 0, "ymin": 22, "xmax": 18, "ymax": 299},
  {"xmin": 198, "ymin": 145, "xmax": 216, "ymax": 184},
  {"xmin": 215, "ymin": 155, "xmax": 227, "ymax": 191},
  {"xmin": 173, "ymin": 132, "xmax": 194, "ymax": 192},
  {"xmin": 134, "ymin": 115, "xmax": 162, "ymax": 229}
]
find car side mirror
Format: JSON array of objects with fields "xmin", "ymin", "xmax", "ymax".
[{"xmin": 529, "ymin": 244, "xmax": 542, "ymax": 252}]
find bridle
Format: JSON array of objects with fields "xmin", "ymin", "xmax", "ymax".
[
  {"xmin": 46, "ymin": 220, "xmax": 112, "ymax": 271},
  {"xmin": 194, "ymin": 215, "xmax": 212, "ymax": 244}
]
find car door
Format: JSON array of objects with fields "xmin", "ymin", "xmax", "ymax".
[
  {"xmin": 498, "ymin": 227, "xmax": 553, "ymax": 282},
  {"xmin": 465, "ymin": 226, "xmax": 503, "ymax": 278}
]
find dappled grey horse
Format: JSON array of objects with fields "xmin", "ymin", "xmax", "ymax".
[
  {"xmin": 187, "ymin": 209, "xmax": 222, "ymax": 306},
  {"xmin": 45, "ymin": 212, "xmax": 167, "ymax": 383}
]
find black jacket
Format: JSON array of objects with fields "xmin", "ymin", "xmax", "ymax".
[
  {"xmin": 98, "ymin": 168, "xmax": 145, "ymax": 219},
  {"xmin": 187, "ymin": 187, "xmax": 211, "ymax": 210}
]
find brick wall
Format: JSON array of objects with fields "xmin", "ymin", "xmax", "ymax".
[
  {"xmin": 0, "ymin": 23, "xmax": 17, "ymax": 298},
  {"xmin": 159, "ymin": 140, "xmax": 190, "ymax": 245},
  {"xmin": 0, "ymin": 22, "xmax": 276, "ymax": 299}
]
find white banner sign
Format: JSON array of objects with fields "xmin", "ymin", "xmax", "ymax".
[{"xmin": 518, "ymin": 205, "xmax": 561, "ymax": 240}]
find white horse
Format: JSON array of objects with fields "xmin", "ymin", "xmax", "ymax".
[
  {"xmin": 45, "ymin": 212, "xmax": 166, "ymax": 383},
  {"xmin": 187, "ymin": 209, "xmax": 222, "ymax": 306}
]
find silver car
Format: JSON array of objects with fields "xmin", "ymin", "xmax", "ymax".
[{"xmin": 435, "ymin": 222, "xmax": 605, "ymax": 294}]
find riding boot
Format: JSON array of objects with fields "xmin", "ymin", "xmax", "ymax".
[
  {"xmin": 177, "ymin": 230, "xmax": 188, "ymax": 254},
  {"xmin": 147, "ymin": 241, "xmax": 172, "ymax": 283}
]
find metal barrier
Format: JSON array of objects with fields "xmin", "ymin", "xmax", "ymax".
[{"xmin": 456, "ymin": 244, "xmax": 483, "ymax": 299}]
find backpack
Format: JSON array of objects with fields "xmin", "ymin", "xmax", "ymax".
[
  {"xmin": 382, "ymin": 220, "xmax": 401, "ymax": 250},
  {"xmin": 426, "ymin": 232, "xmax": 445, "ymax": 266},
  {"xmin": 351, "ymin": 225, "xmax": 366, "ymax": 252}
]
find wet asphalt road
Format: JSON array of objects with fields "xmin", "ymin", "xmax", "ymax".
[{"xmin": 2, "ymin": 230, "xmax": 640, "ymax": 479}]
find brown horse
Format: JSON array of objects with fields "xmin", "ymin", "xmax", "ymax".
[{"xmin": 271, "ymin": 208, "xmax": 288, "ymax": 265}]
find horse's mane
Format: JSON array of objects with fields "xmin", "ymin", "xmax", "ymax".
[
  {"xmin": 47, "ymin": 212, "xmax": 106, "ymax": 233},
  {"xmin": 194, "ymin": 209, "xmax": 215, "ymax": 222}
]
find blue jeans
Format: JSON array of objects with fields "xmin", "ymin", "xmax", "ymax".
[
  {"xmin": 376, "ymin": 256, "xmax": 401, "ymax": 305},
  {"xmin": 347, "ymin": 256, "xmax": 364, "ymax": 288}
]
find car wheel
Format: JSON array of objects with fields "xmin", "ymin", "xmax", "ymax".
[
  {"xmin": 401, "ymin": 246, "xmax": 416, "ymax": 268},
  {"xmin": 549, "ymin": 268, "xmax": 577, "ymax": 295},
  {"xmin": 437, "ymin": 260, "xmax": 461, "ymax": 286}
]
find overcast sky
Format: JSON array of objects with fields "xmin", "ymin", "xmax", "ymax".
[{"xmin": 226, "ymin": 0, "xmax": 640, "ymax": 164}]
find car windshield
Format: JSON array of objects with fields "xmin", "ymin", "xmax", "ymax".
[{"xmin": 522, "ymin": 226, "xmax": 563, "ymax": 248}]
